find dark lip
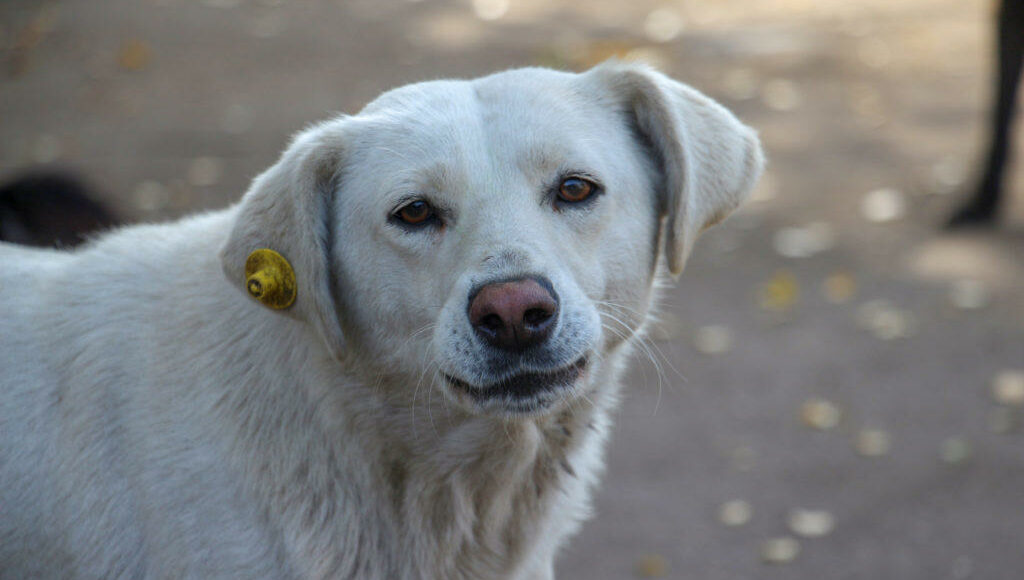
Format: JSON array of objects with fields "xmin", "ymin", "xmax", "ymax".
[{"xmin": 444, "ymin": 357, "xmax": 587, "ymax": 406}]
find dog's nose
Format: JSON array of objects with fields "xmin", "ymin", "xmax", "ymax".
[{"xmin": 468, "ymin": 277, "xmax": 558, "ymax": 352}]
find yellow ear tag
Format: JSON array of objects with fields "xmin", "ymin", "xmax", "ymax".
[{"xmin": 244, "ymin": 249, "xmax": 297, "ymax": 310}]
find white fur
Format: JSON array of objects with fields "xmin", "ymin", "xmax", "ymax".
[{"xmin": 0, "ymin": 62, "xmax": 762, "ymax": 579}]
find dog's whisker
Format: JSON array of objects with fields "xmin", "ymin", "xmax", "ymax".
[
  {"xmin": 426, "ymin": 367, "xmax": 448, "ymax": 441},
  {"xmin": 598, "ymin": 307, "xmax": 672, "ymax": 417},
  {"xmin": 631, "ymin": 333, "xmax": 673, "ymax": 417},
  {"xmin": 394, "ymin": 322, "xmax": 437, "ymax": 363},
  {"xmin": 411, "ymin": 353, "xmax": 443, "ymax": 437},
  {"xmin": 412, "ymin": 358, "xmax": 445, "ymax": 441},
  {"xmin": 413, "ymin": 364, "xmax": 432, "ymax": 439}
]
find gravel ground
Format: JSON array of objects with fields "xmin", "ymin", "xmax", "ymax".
[{"xmin": 2, "ymin": 0, "xmax": 1023, "ymax": 578}]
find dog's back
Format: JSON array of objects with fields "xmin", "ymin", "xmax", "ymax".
[
  {"xmin": 0, "ymin": 241, "xmax": 140, "ymax": 577},
  {"xmin": 0, "ymin": 244, "xmax": 74, "ymax": 576},
  {"xmin": 0, "ymin": 214, "xmax": 293, "ymax": 578}
]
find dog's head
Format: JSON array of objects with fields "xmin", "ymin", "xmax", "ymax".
[{"xmin": 221, "ymin": 62, "xmax": 763, "ymax": 417}]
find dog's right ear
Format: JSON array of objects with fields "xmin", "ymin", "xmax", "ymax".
[
  {"xmin": 585, "ymin": 61, "xmax": 764, "ymax": 277},
  {"xmin": 220, "ymin": 121, "xmax": 346, "ymax": 359}
]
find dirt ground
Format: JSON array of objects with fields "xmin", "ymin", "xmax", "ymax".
[{"xmin": 2, "ymin": 0, "xmax": 1023, "ymax": 578}]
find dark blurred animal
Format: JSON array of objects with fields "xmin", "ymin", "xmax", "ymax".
[
  {"xmin": 0, "ymin": 171, "xmax": 117, "ymax": 247},
  {"xmin": 947, "ymin": 0, "xmax": 1024, "ymax": 227}
]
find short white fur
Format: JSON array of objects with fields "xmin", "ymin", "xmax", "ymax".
[{"xmin": 0, "ymin": 61, "xmax": 762, "ymax": 579}]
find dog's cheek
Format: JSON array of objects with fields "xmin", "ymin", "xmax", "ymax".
[
  {"xmin": 596, "ymin": 229, "xmax": 661, "ymax": 345},
  {"xmin": 431, "ymin": 290, "xmax": 488, "ymax": 378},
  {"xmin": 331, "ymin": 265, "xmax": 414, "ymax": 370}
]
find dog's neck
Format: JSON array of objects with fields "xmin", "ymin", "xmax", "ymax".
[
  {"xmin": 345, "ymin": 362, "xmax": 622, "ymax": 579},
  {"xmin": 213, "ymin": 315, "xmax": 624, "ymax": 579},
  {"xmin": 387, "ymin": 403, "xmax": 607, "ymax": 578},
  {"xmin": 379, "ymin": 369, "xmax": 626, "ymax": 579}
]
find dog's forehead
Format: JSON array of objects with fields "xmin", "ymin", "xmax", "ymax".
[
  {"xmin": 361, "ymin": 67, "xmax": 583, "ymax": 117},
  {"xmin": 352, "ymin": 69, "xmax": 608, "ymax": 163}
]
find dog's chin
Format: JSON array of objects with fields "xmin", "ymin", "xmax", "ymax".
[{"xmin": 444, "ymin": 357, "xmax": 588, "ymax": 417}]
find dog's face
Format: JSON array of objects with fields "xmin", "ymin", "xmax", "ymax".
[
  {"xmin": 331, "ymin": 69, "xmax": 666, "ymax": 416},
  {"xmin": 221, "ymin": 62, "xmax": 763, "ymax": 418}
]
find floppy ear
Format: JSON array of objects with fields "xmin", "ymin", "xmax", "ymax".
[
  {"xmin": 220, "ymin": 121, "xmax": 346, "ymax": 358},
  {"xmin": 587, "ymin": 61, "xmax": 765, "ymax": 276}
]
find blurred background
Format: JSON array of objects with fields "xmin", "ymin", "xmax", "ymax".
[{"xmin": 2, "ymin": 0, "xmax": 1022, "ymax": 577}]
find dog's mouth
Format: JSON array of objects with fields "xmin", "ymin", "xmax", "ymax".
[{"xmin": 444, "ymin": 357, "xmax": 588, "ymax": 415}]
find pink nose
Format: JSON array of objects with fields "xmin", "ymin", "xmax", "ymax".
[{"xmin": 468, "ymin": 277, "xmax": 558, "ymax": 352}]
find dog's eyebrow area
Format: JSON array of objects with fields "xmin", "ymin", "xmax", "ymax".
[
  {"xmin": 517, "ymin": 143, "xmax": 594, "ymax": 175},
  {"xmin": 371, "ymin": 153, "xmax": 463, "ymax": 209}
]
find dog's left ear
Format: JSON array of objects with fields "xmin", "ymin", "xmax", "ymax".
[
  {"xmin": 586, "ymin": 61, "xmax": 765, "ymax": 276},
  {"xmin": 220, "ymin": 122, "xmax": 346, "ymax": 358}
]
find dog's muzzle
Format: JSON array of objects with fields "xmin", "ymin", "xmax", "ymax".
[{"xmin": 444, "ymin": 356, "xmax": 588, "ymax": 413}]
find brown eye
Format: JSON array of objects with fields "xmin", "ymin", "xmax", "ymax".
[
  {"xmin": 558, "ymin": 177, "xmax": 596, "ymax": 203},
  {"xmin": 395, "ymin": 200, "xmax": 433, "ymax": 225}
]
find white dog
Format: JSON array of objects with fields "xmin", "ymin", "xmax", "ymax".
[{"xmin": 0, "ymin": 62, "xmax": 762, "ymax": 579}]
